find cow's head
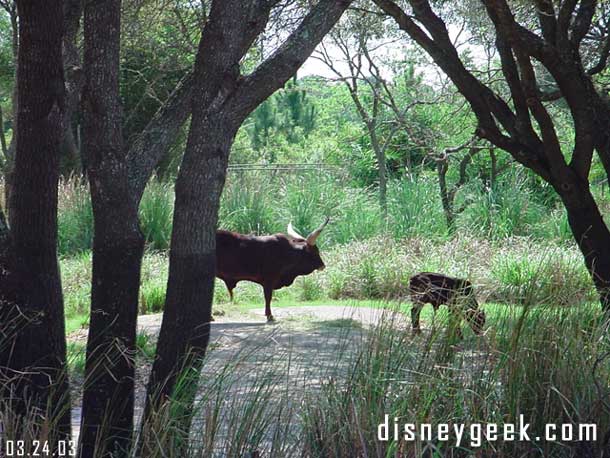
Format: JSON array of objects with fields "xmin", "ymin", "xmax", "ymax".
[{"xmin": 286, "ymin": 217, "xmax": 329, "ymax": 273}]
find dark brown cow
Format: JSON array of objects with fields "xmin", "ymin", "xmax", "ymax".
[
  {"xmin": 409, "ymin": 272, "xmax": 485, "ymax": 338},
  {"xmin": 216, "ymin": 218, "xmax": 329, "ymax": 322}
]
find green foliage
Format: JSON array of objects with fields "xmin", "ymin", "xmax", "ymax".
[
  {"xmin": 136, "ymin": 332, "xmax": 157, "ymax": 359},
  {"xmin": 315, "ymin": 235, "xmax": 594, "ymax": 305},
  {"xmin": 67, "ymin": 342, "xmax": 87, "ymax": 376},
  {"xmin": 61, "ymin": 250, "xmax": 93, "ymax": 316},
  {"xmin": 220, "ymin": 173, "xmax": 279, "ymax": 235},
  {"xmin": 58, "ymin": 178, "xmax": 94, "ymax": 255},
  {"xmin": 139, "ymin": 178, "xmax": 174, "ymax": 251},
  {"xmin": 120, "ymin": 1, "xmax": 197, "ymax": 146},
  {"xmin": 0, "ymin": 10, "xmax": 15, "ymax": 99},
  {"xmin": 490, "ymin": 245, "xmax": 594, "ymax": 306},
  {"xmin": 247, "ymin": 80, "xmax": 317, "ymax": 158},
  {"xmin": 139, "ymin": 252, "xmax": 169, "ymax": 314},
  {"xmin": 55, "ymin": 167, "xmax": 597, "ymax": 260},
  {"xmin": 387, "ymin": 175, "xmax": 448, "ymax": 239},
  {"xmin": 456, "ymin": 169, "xmax": 548, "ymax": 239}
]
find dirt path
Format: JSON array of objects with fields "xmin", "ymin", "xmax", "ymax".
[{"xmin": 70, "ymin": 304, "xmax": 407, "ymax": 439}]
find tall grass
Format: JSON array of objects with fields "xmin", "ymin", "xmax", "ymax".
[
  {"xmin": 58, "ymin": 177, "xmax": 93, "ymax": 255},
  {"xmin": 456, "ymin": 169, "xmax": 564, "ymax": 240},
  {"xmin": 220, "ymin": 173, "xmax": 280, "ymax": 235},
  {"xmin": 300, "ymin": 304, "xmax": 610, "ymax": 457},
  {"xmin": 305, "ymin": 235, "xmax": 594, "ymax": 307},
  {"xmin": 387, "ymin": 175, "xmax": 448, "ymax": 239},
  {"xmin": 53, "ymin": 169, "xmax": 581, "ymax": 257},
  {"xmin": 139, "ymin": 179, "xmax": 174, "ymax": 251}
]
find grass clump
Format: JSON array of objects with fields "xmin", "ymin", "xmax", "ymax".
[
  {"xmin": 139, "ymin": 179, "xmax": 174, "ymax": 251},
  {"xmin": 58, "ymin": 177, "xmax": 93, "ymax": 255}
]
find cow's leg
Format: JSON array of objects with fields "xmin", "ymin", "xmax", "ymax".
[
  {"xmin": 410, "ymin": 299, "xmax": 424, "ymax": 335},
  {"xmin": 465, "ymin": 308, "xmax": 485, "ymax": 335},
  {"xmin": 446, "ymin": 305, "xmax": 464, "ymax": 340},
  {"xmin": 263, "ymin": 284, "xmax": 275, "ymax": 322},
  {"xmin": 223, "ymin": 278, "xmax": 237, "ymax": 302}
]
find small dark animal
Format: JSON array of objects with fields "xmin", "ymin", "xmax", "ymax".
[
  {"xmin": 409, "ymin": 272, "xmax": 485, "ymax": 338},
  {"xmin": 216, "ymin": 218, "xmax": 329, "ymax": 322}
]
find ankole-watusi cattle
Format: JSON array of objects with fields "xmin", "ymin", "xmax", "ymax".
[
  {"xmin": 409, "ymin": 272, "xmax": 485, "ymax": 338},
  {"xmin": 216, "ymin": 218, "xmax": 329, "ymax": 322}
]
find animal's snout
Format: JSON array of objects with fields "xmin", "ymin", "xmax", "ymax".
[{"xmin": 318, "ymin": 264, "xmax": 326, "ymax": 271}]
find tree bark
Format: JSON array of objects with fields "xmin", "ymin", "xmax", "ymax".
[
  {"xmin": 139, "ymin": 116, "xmax": 235, "ymax": 454},
  {"xmin": 436, "ymin": 160, "xmax": 454, "ymax": 231},
  {"xmin": 555, "ymin": 171, "xmax": 610, "ymax": 309},
  {"xmin": 3, "ymin": 0, "xmax": 70, "ymax": 441},
  {"xmin": 79, "ymin": 1, "xmax": 145, "ymax": 456}
]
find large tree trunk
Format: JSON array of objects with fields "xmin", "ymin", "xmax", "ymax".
[
  {"xmin": 140, "ymin": 115, "xmax": 235, "ymax": 454},
  {"xmin": 3, "ymin": 0, "xmax": 70, "ymax": 441},
  {"xmin": 140, "ymin": 2, "xmax": 273, "ymax": 441},
  {"xmin": 555, "ymin": 172, "xmax": 610, "ymax": 310},
  {"xmin": 78, "ymin": 1, "xmax": 145, "ymax": 456}
]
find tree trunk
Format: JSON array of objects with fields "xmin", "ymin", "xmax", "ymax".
[
  {"xmin": 369, "ymin": 130, "xmax": 387, "ymax": 215},
  {"xmin": 555, "ymin": 173, "xmax": 610, "ymax": 310},
  {"xmin": 436, "ymin": 161, "xmax": 455, "ymax": 231},
  {"xmin": 378, "ymin": 151, "xmax": 388, "ymax": 215},
  {"xmin": 79, "ymin": 1, "xmax": 145, "ymax": 456},
  {"xmin": 3, "ymin": 0, "xmax": 70, "ymax": 441},
  {"xmin": 140, "ymin": 115, "xmax": 235, "ymax": 454}
]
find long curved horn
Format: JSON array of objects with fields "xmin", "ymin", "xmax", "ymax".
[
  {"xmin": 287, "ymin": 222, "xmax": 305, "ymax": 240},
  {"xmin": 306, "ymin": 217, "xmax": 330, "ymax": 246}
]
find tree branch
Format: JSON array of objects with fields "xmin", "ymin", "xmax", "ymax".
[
  {"xmin": 226, "ymin": 0, "xmax": 353, "ymax": 122},
  {"xmin": 127, "ymin": 71, "xmax": 194, "ymax": 203},
  {"xmin": 571, "ymin": 0, "xmax": 597, "ymax": 47}
]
